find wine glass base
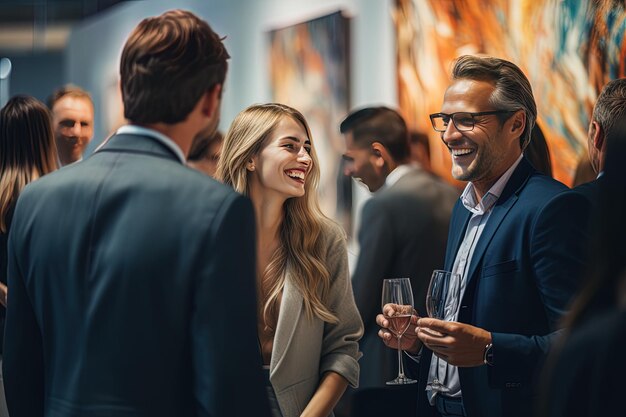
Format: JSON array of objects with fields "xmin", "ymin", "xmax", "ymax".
[
  {"xmin": 426, "ymin": 382, "xmax": 451, "ymax": 393},
  {"xmin": 386, "ymin": 376, "xmax": 418, "ymax": 385}
]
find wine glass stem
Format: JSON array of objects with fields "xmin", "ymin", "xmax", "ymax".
[{"xmin": 397, "ymin": 335, "xmax": 405, "ymax": 379}]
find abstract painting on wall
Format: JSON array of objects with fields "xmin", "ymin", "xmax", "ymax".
[
  {"xmin": 394, "ymin": 0, "xmax": 626, "ymax": 185},
  {"xmin": 269, "ymin": 11, "xmax": 351, "ymax": 231}
]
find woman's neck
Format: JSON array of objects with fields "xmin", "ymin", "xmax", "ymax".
[
  {"xmin": 251, "ymin": 193, "xmax": 283, "ymax": 239},
  {"xmin": 250, "ymin": 189, "xmax": 285, "ymax": 277}
]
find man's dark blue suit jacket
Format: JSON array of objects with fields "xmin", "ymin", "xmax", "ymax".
[{"xmin": 410, "ymin": 157, "xmax": 591, "ymax": 417}]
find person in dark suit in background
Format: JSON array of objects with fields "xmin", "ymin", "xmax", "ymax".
[
  {"xmin": 377, "ymin": 55, "xmax": 590, "ymax": 417},
  {"xmin": 576, "ymin": 78, "xmax": 626, "ymax": 201},
  {"xmin": 339, "ymin": 107, "xmax": 458, "ymax": 416},
  {"xmin": 538, "ymin": 121, "xmax": 626, "ymax": 417},
  {"xmin": 3, "ymin": 9, "xmax": 270, "ymax": 417},
  {"xmin": 537, "ymin": 78, "xmax": 626, "ymax": 417},
  {"xmin": 568, "ymin": 79, "xmax": 626, "ymax": 280},
  {"xmin": 0, "ymin": 95, "xmax": 59, "ymax": 417}
]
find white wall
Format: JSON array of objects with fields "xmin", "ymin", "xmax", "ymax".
[
  {"xmin": 66, "ymin": 0, "xmax": 396, "ymax": 155},
  {"xmin": 66, "ymin": 0, "xmax": 394, "ymax": 257}
]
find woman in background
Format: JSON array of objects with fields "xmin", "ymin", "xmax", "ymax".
[
  {"xmin": 217, "ymin": 103, "xmax": 362, "ymax": 417},
  {"xmin": 0, "ymin": 95, "xmax": 58, "ymax": 417}
]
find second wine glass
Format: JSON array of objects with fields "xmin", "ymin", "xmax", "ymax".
[
  {"xmin": 381, "ymin": 278, "xmax": 417, "ymax": 385},
  {"xmin": 425, "ymin": 269, "xmax": 461, "ymax": 393}
]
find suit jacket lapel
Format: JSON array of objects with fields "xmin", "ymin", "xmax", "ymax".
[
  {"xmin": 464, "ymin": 158, "xmax": 534, "ymax": 288},
  {"xmin": 445, "ymin": 203, "xmax": 471, "ymax": 271},
  {"xmin": 270, "ymin": 272, "xmax": 302, "ymax": 377}
]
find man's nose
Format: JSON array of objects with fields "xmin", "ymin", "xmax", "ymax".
[
  {"xmin": 442, "ymin": 120, "xmax": 462, "ymax": 144},
  {"xmin": 70, "ymin": 122, "xmax": 82, "ymax": 137}
]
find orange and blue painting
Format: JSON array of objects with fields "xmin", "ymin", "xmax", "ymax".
[
  {"xmin": 394, "ymin": 0, "xmax": 626, "ymax": 185},
  {"xmin": 269, "ymin": 11, "xmax": 351, "ymax": 227}
]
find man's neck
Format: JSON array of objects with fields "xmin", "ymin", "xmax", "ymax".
[
  {"xmin": 141, "ymin": 122, "xmax": 194, "ymax": 158},
  {"xmin": 471, "ymin": 154, "xmax": 523, "ymax": 202}
]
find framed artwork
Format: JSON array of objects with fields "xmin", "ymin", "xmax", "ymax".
[
  {"xmin": 394, "ymin": 0, "xmax": 626, "ymax": 185},
  {"xmin": 269, "ymin": 11, "xmax": 352, "ymax": 232}
]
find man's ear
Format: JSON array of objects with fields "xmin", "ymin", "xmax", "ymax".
[
  {"xmin": 590, "ymin": 120, "xmax": 605, "ymax": 152},
  {"xmin": 510, "ymin": 110, "xmax": 526, "ymax": 136},
  {"xmin": 370, "ymin": 142, "xmax": 391, "ymax": 168},
  {"xmin": 201, "ymin": 84, "xmax": 222, "ymax": 118}
]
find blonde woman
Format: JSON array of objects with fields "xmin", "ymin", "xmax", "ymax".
[{"xmin": 217, "ymin": 103, "xmax": 362, "ymax": 417}]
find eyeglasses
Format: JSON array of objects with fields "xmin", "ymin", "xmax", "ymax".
[{"xmin": 429, "ymin": 110, "xmax": 517, "ymax": 132}]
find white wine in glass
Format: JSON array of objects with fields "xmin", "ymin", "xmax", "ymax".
[{"xmin": 381, "ymin": 278, "xmax": 417, "ymax": 385}]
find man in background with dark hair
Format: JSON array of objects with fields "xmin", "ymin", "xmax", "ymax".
[
  {"xmin": 409, "ymin": 130, "xmax": 435, "ymax": 174},
  {"xmin": 48, "ymin": 84, "xmax": 94, "ymax": 166},
  {"xmin": 4, "ymin": 9, "xmax": 270, "ymax": 417},
  {"xmin": 339, "ymin": 106, "xmax": 458, "ymax": 415},
  {"xmin": 572, "ymin": 78, "xmax": 626, "ymax": 268}
]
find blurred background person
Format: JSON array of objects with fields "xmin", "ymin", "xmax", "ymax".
[
  {"xmin": 538, "ymin": 79, "xmax": 626, "ymax": 416},
  {"xmin": 408, "ymin": 130, "xmax": 434, "ymax": 174},
  {"xmin": 339, "ymin": 106, "xmax": 457, "ymax": 417},
  {"xmin": 539, "ymin": 121, "xmax": 626, "ymax": 417},
  {"xmin": 218, "ymin": 103, "xmax": 362, "ymax": 417},
  {"xmin": 187, "ymin": 128, "xmax": 223, "ymax": 177},
  {"xmin": 0, "ymin": 94, "xmax": 58, "ymax": 417},
  {"xmin": 47, "ymin": 84, "xmax": 94, "ymax": 166},
  {"xmin": 573, "ymin": 78, "xmax": 626, "ymax": 231}
]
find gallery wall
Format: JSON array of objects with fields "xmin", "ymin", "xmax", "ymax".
[{"xmin": 66, "ymin": 0, "xmax": 396, "ymax": 156}]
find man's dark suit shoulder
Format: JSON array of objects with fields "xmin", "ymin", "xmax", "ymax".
[
  {"xmin": 18, "ymin": 150, "xmax": 246, "ymax": 227},
  {"xmin": 365, "ymin": 168, "xmax": 458, "ymax": 215}
]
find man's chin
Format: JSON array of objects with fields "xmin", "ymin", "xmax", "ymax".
[{"xmin": 451, "ymin": 166, "xmax": 473, "ymax": 182}]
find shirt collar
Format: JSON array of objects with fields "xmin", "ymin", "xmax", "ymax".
[
  {"xmin": 460, "ymin": 154, "xmax": 523, "ymax": 215},
  {"xmin": 383, "ymin": 164, "xmax": 414, "ymax": 189},
  {"xmin": 114, "ymin": 125, "xmax": 186, "ymax": 164}
]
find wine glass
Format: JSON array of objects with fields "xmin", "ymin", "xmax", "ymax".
[
  {"xmin": 425, "ymin": 269, "xmax": 461, "ymax": 393},
  {"xmin": 381, "ymin": 278, "xmax": 417, "ymax": 385}
]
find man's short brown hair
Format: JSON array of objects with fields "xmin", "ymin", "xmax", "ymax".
[
  {"xmin": 47, "ymin": 84, "xmax": 93, "ymax": 110},
  {"xmin": 120, "ymin": 9, "xmax": 230, "ymax": 124}
]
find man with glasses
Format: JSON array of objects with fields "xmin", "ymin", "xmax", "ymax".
[{"xmin": 377, "ymin": 55, "xmax": 590, "ymax": 417}]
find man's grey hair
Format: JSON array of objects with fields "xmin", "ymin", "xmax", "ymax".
[
  {"xmin": 593, "ymin": 78, "xmax": 626, "ymax": 142},
  {"xmin": 451, "ymin": 55, "xmax": 537, "ymax": 150}
]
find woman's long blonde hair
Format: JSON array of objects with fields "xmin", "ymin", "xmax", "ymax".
[
  {"xmin": 217, "ymin": 103, "xmax": 338, "ymax": 330},
  {"xmin": 0, "ymin": 95, "xmax": 58, "ymax": 232}
]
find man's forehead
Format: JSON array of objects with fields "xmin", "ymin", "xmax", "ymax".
[
  {"xmin": 53, "ymin": 96, "xmax": 94, "ymax": 117},
  {"xmin": 442, "ymin": 79, "xmax": 495, "ymax": 110}
]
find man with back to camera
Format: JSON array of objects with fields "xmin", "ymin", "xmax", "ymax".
[
  {"xmin": 339, "ymin": 107, "xmax": 458, "ymax": 413},
  {"xmin": 48, "ymin": 84, "xmax": 95, "ymax": 166},
  {"xmin": 377, "ymin": 55, "xmax": 590, "ymax": 417},
  {"xmin": 576, "ymin": 78, "xmax": 626, "ymax": 201},
  {"xmin": 3, "ymin": 10, "xmax": 271, "ymax": 417}
]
